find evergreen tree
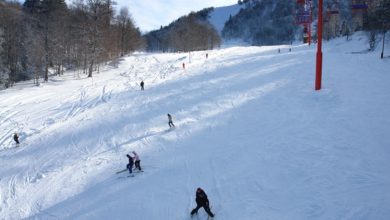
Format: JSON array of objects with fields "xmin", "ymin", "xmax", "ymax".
[
  {"xmin": 0, "ymin": 1, "xmax": 24, "ymax": 87},
  {"xmin": 222, "ymin": 0, "xmax": 295, "ymax": 46}
]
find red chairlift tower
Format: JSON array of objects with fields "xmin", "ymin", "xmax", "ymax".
[
  {"xmin": 315, "ymin": 0, "xmax": 324, "ymax": 90},
  {"xmin": 296, "ymin": 0, "xmax": 322, "ymax": 90},
  {"xmin": 295, "ymin": 0, "xmax": 313, "ymax": 45}
]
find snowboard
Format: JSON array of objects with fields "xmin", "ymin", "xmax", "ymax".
[
  {"xmin": 116, "ymin": 168, "xmax": 143, "ymax": 174},
  {"xmin": 115, "ymin": 168, "xmax": 128, "ymax": 174},
  {"xmin": 116, "ymin": 169, "xmax": 143, "ymax": 180},
  {"xmin": 117, "ymin": 174, "xmax": 135, "ymax": 179},
  {"xmin": 165, "ymin": 126, "xmax": 176, "ymax": 133}
]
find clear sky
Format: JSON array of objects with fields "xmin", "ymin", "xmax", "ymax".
[
  {"xmin": 114, "ymin": 0, "xmax": 238, "ymax": 33},
  {"xmin": 17, "ymin": 0, "xmax": 237, "ymax": 32}
]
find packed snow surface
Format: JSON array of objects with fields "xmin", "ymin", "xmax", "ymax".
[{"xmin": 1, "ymin": 33, "xmax": 390, "ymax": 220}]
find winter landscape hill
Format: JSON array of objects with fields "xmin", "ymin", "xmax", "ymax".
[
  {"xmin": 208, "ymin": 4, "xmax": 244, "ymax": 34},
  {"xmin": 1, "ymin": 33, "xmax": 390, "ymax": 220}
]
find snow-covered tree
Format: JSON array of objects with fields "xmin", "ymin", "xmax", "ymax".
[{"xmin": 222, "ymin": 0, "xmax": 296, "ymax": 46}]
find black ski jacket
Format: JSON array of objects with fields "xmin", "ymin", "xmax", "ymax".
[
  {"xmin": 126, "ymin": 154, "xmax": 134, "ymax": 165},
  {"xmin": 195, "ymin": 189, "xmax": 209, "ymax": 206},
  {"xmin": 13, "ymin": 134, "xmax": 19, "ymax": 142}
]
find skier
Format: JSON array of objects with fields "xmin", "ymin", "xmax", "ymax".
[
  {"xmin": 167, "ymin": 113, "xmax": 175, "ymax": 128},
  {"xmin": 140, "ymin": 81, "xmax": 144, "ymax": 90},
  {"xmin": 190, "ymin": 187, "xmax": 214, "ymax": 218},
  {"xmin": 13, "ymin": 133, "xmax": 19, "ymax": 145},
  {"xmin": 126, "ymin": 154, "xmax": 134, "ymax": 174},
  {"xmin": 132, "ymin": 151, "xmax": 142, "ymax": 171}
]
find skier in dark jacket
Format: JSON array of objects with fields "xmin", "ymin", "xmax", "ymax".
[
  {"xmin": 140, "ymin": 81, "xmax": 144, "ymax": 90},
  {"xmin": 190, "ymin": 187, "xmax": 214, "ymax": 218},
  {"xmin": 167, "ymin": 113, "xmax": 175, "ymax": 128},
  {"xmin": 13, "ymin": 133, "xmax": 19, "ymax": 145},
  {"xmin": 126, "ymin": 154, "xmax": 134, "ymax": 174}
]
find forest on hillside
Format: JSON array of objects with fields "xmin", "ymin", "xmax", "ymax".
[
  {"xmin": 144, "ymin": 8, "xmax": 221, "ymax": 52},
  {"xmin": 223, "ymin": 0, "xmax": 296, "ymax": 45},
  {"xmin": 1, "ymin": 0, "xmax": 389, "ymax": 89},
  {"xmin": 0, "ymin": 0, "xmax": 144, "ymax": 88},
  {"xmin": 224, "ymin": 0, "xmax": 390, "ymax": 46}
]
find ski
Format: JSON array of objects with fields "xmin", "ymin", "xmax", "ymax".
[
  {"xmin": 115, "ymin": 169, "xmax": 128, "ymax": 174},
  {"xmin": 117, "ymin": 174, "xmax": 134, "ymax": 179}
]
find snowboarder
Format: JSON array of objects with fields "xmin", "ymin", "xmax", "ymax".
[
  {"xmin": 167, "ymin": 113, "xmax": 175, "ymax": 128},
  {"xmin": 132, "ymin": 151, "xmax": 142, "ymax": 171},
  {"xmin": 140, "ymin": 81, "xmax": 144, "ymax": 90},
  {"xmin": 126, "ymin": 154, "xmax": 134, "ymax": 174},
  {"xmin": 13, "ymin": 133, "xmax": 19, "ymax": 145},
  {"xmin": 190, "ymin": 187, "xmax": 214, "ymax": 218}
]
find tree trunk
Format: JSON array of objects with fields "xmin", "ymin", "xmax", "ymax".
[
  {"xmin": 381, "ymin": 31, "xmax": 386, "ymax": 59},
  {"xmin": 88, "ymin": 60, "xmax": 93, "ymax": 77}
]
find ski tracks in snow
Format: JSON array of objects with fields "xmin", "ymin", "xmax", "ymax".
[
  {"xmin": 0, "ymin": 174, "xmax": 18, "ymax": 217},
  {"xmin": 63, "ymin": 84, "xmax": 113, "ymax": 121},
  {"xmin": 210, "ymin": 159, "xmax": 223, "ymax": 217}
]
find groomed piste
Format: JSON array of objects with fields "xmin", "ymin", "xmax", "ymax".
[{"xmin": 1, "ymin": 33, "xmax": 390, "ymax": 220}]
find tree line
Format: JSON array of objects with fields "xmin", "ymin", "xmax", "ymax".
[
  {"xmin": 0, "ymin": 0, "xmax": 144, "ymax": 88},
  {"xmin": 144, "ymin": 8, "xmax": 221, "ymax": 52},
  {"xmin": 225, "ymin": 0, "xmax": 390, "ymax": 47},
  {"xmin": 1, "ymin": 0, "xmax": 389, "ymax": 89},
  {"xmin": 223, "ymin": 0, "xmax": 296, "ymax": 46},
  {"xmin": 362, "ymin": 0, "xmax": 390, "ymax": 54}
]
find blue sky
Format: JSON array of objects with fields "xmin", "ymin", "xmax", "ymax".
[
  {"xmin": 116, "ymin": 0, "xmax": 237, "ymax": 32},
  {"xmin": 17, "ymin": 0, "xmax": 237, "ymax": 32},
  {"xmin": 111, "ymin": 0, "xmax": 238, "ymax": 32}
]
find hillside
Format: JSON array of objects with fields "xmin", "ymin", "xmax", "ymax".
[
  {"xmin": 1, "ymin": 33, "xmax": 390, "ymax": 220},
  {"xmin": 222, "ymin": 0, "xmax": 296, "ymax": 45},
  {"xmin": 208, "ymin": 4, "xmax": 244, "ymax": 34}
]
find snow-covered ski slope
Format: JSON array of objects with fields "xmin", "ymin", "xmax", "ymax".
[{"xmin": 1, "ymin": 33, "xmax": 390, "ymax": 220}]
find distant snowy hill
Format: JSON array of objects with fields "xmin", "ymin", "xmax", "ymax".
[
  {"xmin": 1, "ymin": 33, "xmax": 390, "ymax": 220},
  {"xmin": 208, "ymin": 4, "xmax": 244, "ymax": 34},
  {"xmin": 221, "ymin": 1, "xmax": 296, "ymax": 45},
  {"xmin": 143, "ymin": 3, "xmax": 244, "ymax": 51}
]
